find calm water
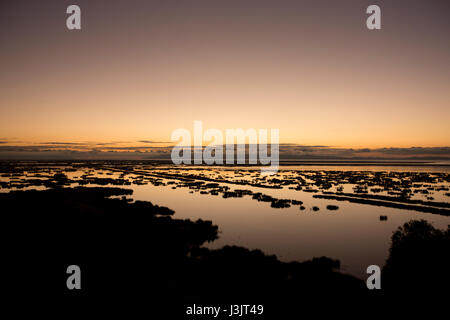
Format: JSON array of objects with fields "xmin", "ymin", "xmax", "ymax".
[
  {"xmin": 1, "ymin": 163, "xmax": 449, "ymax": 279},
  {"xmin": 129, "ymin": 171, "xmax": 449, "ymax": 279}
]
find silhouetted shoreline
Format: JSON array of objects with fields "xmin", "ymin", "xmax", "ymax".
[{"xmin": 1, "ymin": 162, "xmax": 449, "ymax": 317}]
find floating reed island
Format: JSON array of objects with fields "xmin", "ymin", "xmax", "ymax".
[{"xmin": 1, "ymin": 161, "xmax": 449, "ymax": 216}]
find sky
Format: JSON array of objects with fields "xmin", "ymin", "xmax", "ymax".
[{"xmin": 0, "ymin": 0, "xmax": 449, "ymax": 159}]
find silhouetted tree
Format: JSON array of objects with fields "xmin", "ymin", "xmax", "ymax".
[{"xmin": 383, "ymin": 220, "xmax": 449, "ymax": 291}]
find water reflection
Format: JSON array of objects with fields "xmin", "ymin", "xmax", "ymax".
[{"xmin": 1, "ymin": 162, "xmax": 449, "ymax": 279}]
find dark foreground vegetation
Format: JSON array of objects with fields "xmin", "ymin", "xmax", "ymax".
[
  {"xmin": 1, "ymin": 186, "xmax": 448, "ymax": 317},
  {"xmin": 383, "ymin": 219, "xmax": 450, "ymax": 291}
]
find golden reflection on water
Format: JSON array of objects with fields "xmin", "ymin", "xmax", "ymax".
[{"xmin": 1, "ymin": 164, "xmax": 449, "ymax": 279}]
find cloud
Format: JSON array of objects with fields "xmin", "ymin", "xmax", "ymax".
[
  {"xmin": 137, "ymin": 140, "xmax": 172, "ymax": 144},
  {"xmin": 0, "ymin": 142, "xmax": 449, "ymax": 161},
  {"xmin": 41, "ymin": 142, "xmax": 87, "ymax": 145}
]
